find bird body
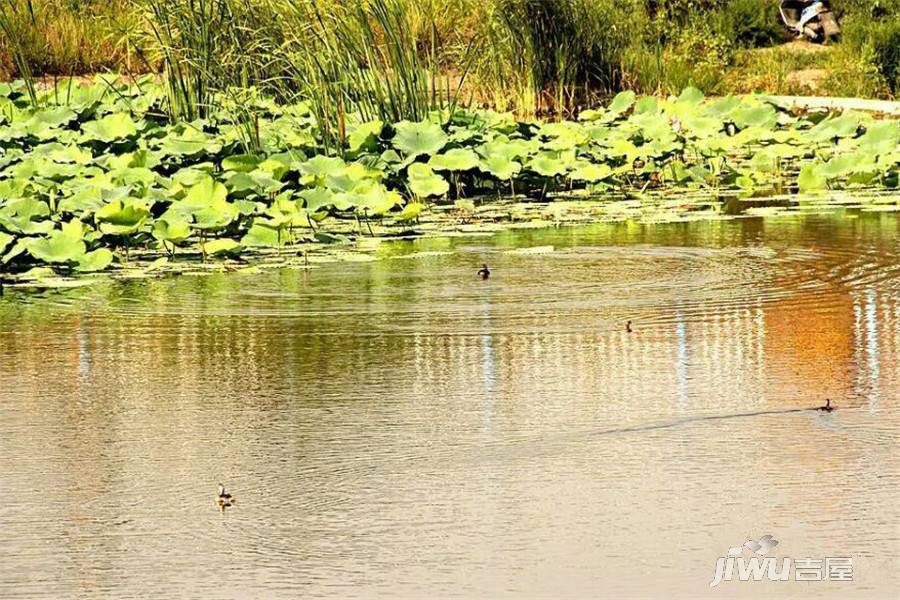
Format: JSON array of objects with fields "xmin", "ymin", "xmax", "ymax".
[
  {"xmin": 626, "ymin": 320, "xmax": 633, "ymax": 333},
  {"xmin": 817, "ymin": 399, "xmax": 834, "ymax": 412},
  {"xmin": 217, "ymin": 483, "xmax": 235, "ymax": 509},
  {"xmin": 477, "ymin": 264, "xmax": 490, "ymax": 280}
]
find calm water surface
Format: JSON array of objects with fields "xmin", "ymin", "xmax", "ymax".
[{"xmin": 1, "ymin": 211, "xmax": 899, "ymax": 599}]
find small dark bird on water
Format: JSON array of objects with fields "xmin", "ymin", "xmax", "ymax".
[
  {"xmin": 216, "ymin": 483, "xmax": 235, "ymax": 510},
  {"xmin": 817, "ymin": 399, "xmax": 834, "ymax": 412},
  {"xmin": 477, "ymin": 264, "xmax": 490, "ymax": 280},
  {"xmin": 626, "ymin": 320, "xmax": 633, "ymax": 333}
]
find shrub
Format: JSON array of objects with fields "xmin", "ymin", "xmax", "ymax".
[
  {"xmin": 869, "ymin": 15, "xmax": 900, "ymax": 93},
  {"xmin": 713, "ymin": 0, "xmax": 786, "ymax": 47}
]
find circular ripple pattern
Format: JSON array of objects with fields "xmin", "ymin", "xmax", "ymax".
[{"xmin": 0, "ymin": 212, "xmax": 898, "ymax": 599}]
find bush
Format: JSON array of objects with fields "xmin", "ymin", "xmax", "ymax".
[
  {"xmin": 0, "ymin": 0, "xmax": 136, "ymax": 80},
  {"xmin": 474, "ymin": 0, "xmax": 643, "ymax": 115},
  {"xmin": 869, "ymin": 15, "xmax": 900, "ymax": 93},
  {"xmin": 713, "ymin": 0, "xmax": 786, "ymax": 47}
]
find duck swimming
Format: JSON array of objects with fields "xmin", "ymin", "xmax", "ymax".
[
  {"xmin": 626, "ymin": 320, "xmax": 633, "ymax": 333},
  {"xmin": 477, "ymin": 264, "xmax": 490, "ymax": 280},
  {"xmin": 817, "ymin": 399, "xmax": 834, "ymax": 412},
  {"xmin": 217, "ymin": 483, "xmax": 234, "ymax": 509}
]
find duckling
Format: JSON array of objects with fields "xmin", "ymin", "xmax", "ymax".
[
  {"xmin": 477, "ymin": 264, "xmax": 490, "ymax": 280},
  {"xmin": 626, "ymin": 320, "xmax": 633, "ymax": 333},
  {"xmin": 816, "ymin": 399, "xmax": 834, "ymax": 413},
  {"xmin": 216, "ymin": 483, "xmax": 235, "ymax": 509}
]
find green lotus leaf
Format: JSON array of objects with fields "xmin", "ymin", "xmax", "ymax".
[
  {"xmin": 731, "ymin": 104, "xmax": 777, "ymax": 130},
  {"xmin": 226, "ymin": 169, "xmax": 284, "ymax": 195},
  {"xmin": 241, "ymin": 222, "xmax": 283, "ymax": 247},
  {"xmin": 14, "ymin": 266, "xmax": 57, "ymax": 280},
  {"xmin": 26, "ymin": 220, "xmax": 86, "ymax": 263},
  {"xmin": 819, "ymin": 154, "xmax": 858, "ymax": 180},
  {"xmin": 798, "ymin": 164, "xmax": 827, "ymax": 193},
  {"xmin": 75, "ymin": 248, "xmax": 113, "ymax": 272},
  {"xmin": 578, "ymin": 108, "xmax": 604, "ymax": 122},
  {"xmin": 325, "ymin": 162, "xmax": 376, "ymax": 193},
  {"xmin": 393, "ymin": 120, "xmax": 447, "ymax": 157},
  {"xmin": 23, "ymin": 107, "xmax": 77, "ymax": 138},
  {"xmin": 539, "ymin": 122, "xmax": 588, "ymax": 150},
  {"xmin": 676, "ymin": 87, "xmax": 705, "ymax": 105},
  {"xmin": 703, "ymin": 95, "xmax": 741, "ymax": 118},
  {"xmin": 735, "ymin": 174, "xmax": 755, "ymax": 190},
  {"xmin": 808, "ymin": 114, "xmax": 862, "ymax": 143},
  {"xmin": 0, "ymin": 197, "xmax": 53, "ymax": 235},
  {"xmin": 161, "ymin": 126, "xmax": 221, "ymax": 156},
  {"xmin": 225, "ymin": 172, "xmax": 258, "ymax": 193},
  {"xmin": 111, "ymin": 167, "xmax": 157, "ymax": 188},
  {"xmin": 0, "ymin": 178, "xmax": 29, "ymax": 200},
  {"xmin": 604, "ymin": 91, "xmax": 636, "ymax": 119},
  {"xmin": 2, "ymin": 237, "xmax": 31, "ymax": 264},
  {"xmin": 96, "ymin": 199, "xmax": 151, "ymax": 235},
  {"xmin": 222, "ymin": 154, "xmax": 262, "ymax": 172},
  {"xmin": 152, "ymin": 219, "xmax": 192, "ymax": 245},
  {"xmin": 395, "ymin": 202, "xmax": 425, "ymax": 222},
  {"xmin": 298, "ymin": 155, "xmax": 347, "ymax": 185},
  {"xmin": 348, "ymin": 120, "xmax": 384, "ymax": 152},
  {"xmin": 479, "ymin": 155, "xmax": 521, "ymax": 180},
  {"xmin": 634, "ymin": 96, "xmax": 659, "ymax": 115},
  {"xmin": 0, "ymin": 232, "xmax": 13, "ymax": 254},
  {"xmin": 342, "ymin": 181, "xmax": 402, "ymax": 215},
  {"xmin": 428, "ymin": 148, "xmax": 479, "ymax": 172},
  {"xmin": 48, "ymin": 145, "xmax": 93, "ymax": 165},
  {"xmin": 858, "ymin": 122, "xmax": 899, "ymax": 155},
  {"xmin": 2, "ymin": 196, "xmax": 50, "ymax": 221},
  {"xmin": 570, "ymin": 162, "xmax": 613, "ymax": 183},
  {"xmin": 81, "ymin": 112, "xmax": 139, "ymax": 142},
  {"xmin": 182, "ymin": 176, "xmax": 228, "ymax": 211},
  {"xmin": 407, "ymin": 163, "xmax": 449, "ymax": 198},
  {"xmin": 191, "ymin": 201, "xmax": 239, "ymax": 230},
  {"xmin": 173, "ymin": 165, "xmax": 217, "ymax": 187},
  {"xmin": 203, "ymin": 238, "xmax": 242, "ymax": 256},
  {"xmin": 748, "ymin": 149, "xmax": 779, "ymax": 174},
  {"xmin": 300, "ymin": 187, "xmax": 339, "ymax": 213},
  {"xmin": 527, "ymin": 152, "xmax": 569, "ymax": 177},
  {"xmin": 235, "ymin": 200, "xmax": 258, "ymax": 216}
]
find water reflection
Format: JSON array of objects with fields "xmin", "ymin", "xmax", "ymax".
[{"xmin": 0, "ymin": 211, "xmax": 898, "ymax": 599}]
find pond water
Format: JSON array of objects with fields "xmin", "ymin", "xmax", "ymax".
[{"xmin": 1, "ymin": 210, "xmax": 898, "ymax": 599}]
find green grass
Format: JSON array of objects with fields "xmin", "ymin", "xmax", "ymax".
[{"xmin": 0, "ymin": 0, "xmax": 898, "ymax": 116}]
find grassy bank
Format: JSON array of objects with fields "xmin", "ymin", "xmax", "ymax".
[{"xmin": 1, "ymin": 0, "xmax": 898, "ymax": 114}]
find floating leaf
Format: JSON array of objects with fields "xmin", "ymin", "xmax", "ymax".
[
  {"xmin": 95, "ymin": 199, "xmax": 151, "ymax": 235},
  {"xmin": 241, "ymin": 222, "xmax": 283, "ymax": 247},
  {"xmin": 26, "ymin": 220, "xmax": 86, "ymax": 263},
  {"xmin": 222, "ymin": 154, "xmax": 261, "ymax": 172},
  {"xmin": 407, "ymin": 163, "xmax": 449, "ymax": 198},
  {"xmin": 348, "ymin": 120, "xmax": 383, "ymax": 151},
  {"xmin": 395, "ymin": 202, "xmax": 425, "ymax": 222},
  {"xmin": 428, "ymin": 148, "xmax": 479, "ymax": 172},
  {"xmin": 81, "ymin": 112, "xmax": 138, "ymax": 142},
  {"xmin": 152, "ymin": 219, "xmax": 192, "ymax": 245},
  {"xmin": 203, "ymin": 238, "xmax": 241, "ymax": 256},
  {"xmin": 798, "ymin": 164, "xmax": 827, "ymax": 193},
  {"xmin": 393, "ymin": 120, "xmax": 447, "ymax": 157},
  {"xmin": 75, "ymin": 248, "xmax": 113, "ymax": 272}
]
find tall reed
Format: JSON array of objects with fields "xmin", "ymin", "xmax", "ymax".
[
  {"xmin": 0, "ymin": 0, "xmax": 40, "ymax": 103},
  {"xmin": 278, "ymin": 0, "xmax": 475, "ymax": 152},
  {"xmin": 474, "ymin": 0, "xmax": 637, "ymax": 117}
]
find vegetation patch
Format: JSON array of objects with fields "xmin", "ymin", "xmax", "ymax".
[{"xmin": 0, "ymin": 79, "xmax": 898, "ymax": 289}]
